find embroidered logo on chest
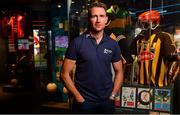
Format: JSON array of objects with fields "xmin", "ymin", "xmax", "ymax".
[{"xmin": 104, "ymin": 48, "xmax": 112, "ymax": 54}]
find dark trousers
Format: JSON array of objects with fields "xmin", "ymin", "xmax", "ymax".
[{"xmin": 72, "ymin": 99, "xmax": 115, "ymax": 114}]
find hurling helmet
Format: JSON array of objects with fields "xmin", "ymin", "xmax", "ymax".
[{"xmin": 138, "ymin": 10, "xmax": 160, "ymax": 30}]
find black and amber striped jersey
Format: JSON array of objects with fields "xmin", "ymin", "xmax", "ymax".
[{"xmin": 133, "ymin": 31, "xmax": 176, "ymax": 87}]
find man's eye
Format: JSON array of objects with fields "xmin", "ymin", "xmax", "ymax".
[
  {"xmin": 101, "ymin": 15, "xmax": 106, "ymax": 18},
  {"xmin": 91, "ymin": 15, "xmax": 96, "ymax": 18}
]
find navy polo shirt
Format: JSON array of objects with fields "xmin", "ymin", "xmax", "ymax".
[{"xmin": 65, "ymin": 32, "xmax": 121, "ymax": 102}]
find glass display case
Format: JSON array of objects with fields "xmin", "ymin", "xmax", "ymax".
[{"xmin": 67, "ymin": 0, "xmax": 180, "ymax": 114}]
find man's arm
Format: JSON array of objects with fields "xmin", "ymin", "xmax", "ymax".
[
  {"xmin": 61, "ymin": 58, "xmax": 85, "ymax": 103},
  {"xmin": 110, "ymin": 60, "xmax": 124, "ymax": 100}
]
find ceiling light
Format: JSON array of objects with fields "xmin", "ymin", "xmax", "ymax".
[{"xmin": 57, "ymin": 4, "xmax": 61, "ymax": 8}]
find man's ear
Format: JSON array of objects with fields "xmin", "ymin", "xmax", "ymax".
[
  {"xmin": 106, "ymin": 16, "xmax": 108, "ymax": 23},
  {"xmin": 106, "ymin": 20, "xmax": 111, "ymax": 26},
  {"xmin": 106, "ymin": 16, "xmax": 111, "ymax": 26}
]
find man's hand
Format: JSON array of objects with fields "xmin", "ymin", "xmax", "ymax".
[
  {"xmin": 109, "ymin": 94, "xmax": 115, "ymax": 100},
  {"xmin": 76, "ymin": 95, "xmax": 85, "ymax": 103}
]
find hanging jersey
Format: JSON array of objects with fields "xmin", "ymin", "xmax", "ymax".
[
  {"xmin": 136, "ymin": 32, "xmax": 176, "ymax": 87},
  {"xmin": 106, "ymin": 6, "xmax": 132, "ymax": 37}
]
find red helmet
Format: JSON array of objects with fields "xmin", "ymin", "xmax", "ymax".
[{"xmin": 138, "ymin": 10, "xmax": 160, "ymax": 30}]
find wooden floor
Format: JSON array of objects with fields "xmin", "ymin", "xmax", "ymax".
[
  {"xmin": 0, "ymin": 85, "xmax": 40, "ymax": 113},
  {"xmin": 0, "ymin": 84, "xmax": 72, "ymax": 113},
  {"xmin": 41, "ymin": 101, "xmax": 71, "ymax": 113}
]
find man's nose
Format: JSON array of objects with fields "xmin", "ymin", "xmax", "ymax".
[{"xmin": 96, "ymin": 16, "xmax": 101, "ymax": 22}]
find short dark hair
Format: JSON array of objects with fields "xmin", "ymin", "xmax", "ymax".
[
  {"xmin": 88, "ymin": 2, "xmax": 107, "ymax": 16},
  {"xmin": 89, "ymin": 2, "xmax": 107, "ymax": 10}
]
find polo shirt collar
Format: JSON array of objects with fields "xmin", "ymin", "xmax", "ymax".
[{"xmin": 85, "ymin": 31, "xmax": 109, "ymax": 42}]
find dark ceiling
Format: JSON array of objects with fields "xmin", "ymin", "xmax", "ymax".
[
  {"xmin": 0, "ymin": 0, "xmax": 179, "ymax": 25},
  {"xmin": 0, "ymin": 0, "xmax": 51, "ymax": 20},
  {"xmin": 0, "ymin": 0, "xmax": 50, "ymax": 11},
  {"xmin": 70, "ymin": 0, "xmax": 180, "ymax": 26}
]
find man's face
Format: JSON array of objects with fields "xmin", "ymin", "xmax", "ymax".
[{"xmin": 89, "ymin": 7, "xmax": 108, "ymax": 32}]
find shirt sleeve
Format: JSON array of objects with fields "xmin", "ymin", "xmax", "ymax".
[
  {"xmin": 111, "ymin": 41, "xmax": 121, "ymax": 62},
  {"xmin": 161, "ymin": 32, "xmax": 176, "ymax": 57},
  {"xmin": 65, "ymin": 38, "xmax": 78, "ymax": 60}
]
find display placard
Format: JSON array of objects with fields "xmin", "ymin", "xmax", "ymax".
[
  {"xmin": 137, "ymin": 87, "xmax": 153, "ymax": 110},
  {"xmin": 121, "ymin": 86, "xmax": 136, "ymax": 108},
  {"xmin": 119, "ymin": 84, "xmax": 173, "ymax": 114},
  {"xmin": 154, "ymin": 88, "xmax": 172, "ymax": 112}
]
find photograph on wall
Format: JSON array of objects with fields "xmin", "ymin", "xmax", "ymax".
[
  {"xmin": 121, "ymin": 86, "xmax": 136, "ymax": 108},
  {"xmin": 55, "ymin": 35, "xmax": 68, "ymax": 52},
  {"xmin": 137, "ymin": 87, "xmax": 153, "ymax": 110},
  {"xmin": 18, "ymin": 39, "xmax": 29, "ymax": 50},
  {"xmin": 154, "ymin": 88, "xmax": 171, "ymax": 112},
  {"xmin": 33, "ymin": 29, "xmax": 47, "ymax": 68}
]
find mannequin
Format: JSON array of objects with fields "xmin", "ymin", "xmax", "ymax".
[
  {"xmin": 106, "ymin": 3, "xmax": 133, "ymax": 64},
  {"xmin": 130, "ymin": 10, "xmax": 176, "ymax": 87}
]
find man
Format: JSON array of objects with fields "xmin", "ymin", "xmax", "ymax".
[{"xmin": 61, "ymin": 2, "xmax": 123, "ymax": 113}]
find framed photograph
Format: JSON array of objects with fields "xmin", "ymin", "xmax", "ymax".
[
  {"xmin": 18, "ymin": 39, "xmax": 29, "ymax": 50},
  {"xmin": 154, "ymin": 88, "xmax": 172, "ymax": 112},
  {"xmin": 121, "ymin": 86, "xmax": 136, "ymax": 108},
  {"xmin": 137, "ymin": 87, "xmax": 153, "ymax": 110}
]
